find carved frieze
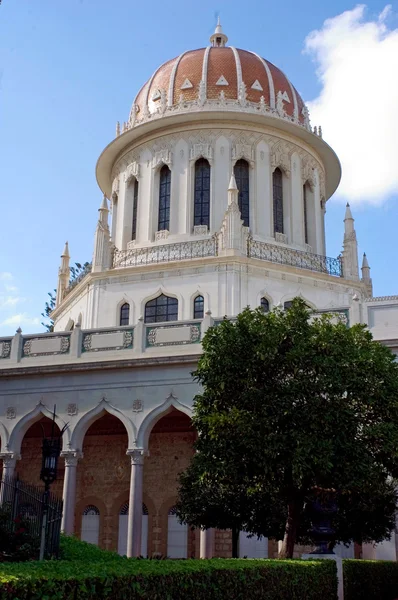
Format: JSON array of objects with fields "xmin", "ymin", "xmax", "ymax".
[
  {"xmin": 190, "ymin": 143, "xmax": 213, "ymax": 162},
  {"xmin": 125, "ymin": 161, "xmax": 140, "ymax": 184},
  {"xmin": 0, "ymin": 340, "xmax": 11, "ymax": 359},
  {"xmin": 152, "ymin": 149, "xmax": 173, "ymax": 169}
]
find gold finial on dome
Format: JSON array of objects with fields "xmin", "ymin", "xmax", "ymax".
[{"xmin": 210, "ymin": 16, "xmax": 228, "ymax": 47}]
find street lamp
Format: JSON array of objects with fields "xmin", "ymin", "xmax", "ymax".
[{"xmin": 39, "ymin": 406, "xmax": 68, "ymax": 560}]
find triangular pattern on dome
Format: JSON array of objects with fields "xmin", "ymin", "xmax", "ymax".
[
  {"xmin": 181, "ymin": 78, "xmax": 193, "ymax": 90},
  {"xmin": 151, "ymin": 89, "xmax": 161, "ymax": 101},
  {"xmin": 251, "ymin": 79, "xmax": 263, "ymax": 91},
  {"xmin": 281, "ymin": 90, "xmax": 291, "ymax": 103},
  {"xmin": 216, "ymin": 75, "xmax": 229, "ymax": 86}
]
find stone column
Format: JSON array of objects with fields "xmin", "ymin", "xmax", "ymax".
[
  {"xmin": 200, "ymin": 528, "xmax": 214, "ymax": 558},
  {"xmin": 0, "ymin": 453, "xmax": 18, "ymax": 504},
  {"xmin": 126, "ymin": 449, "xmax": 145, "ymax": 558},
  {"xmin": 61, "ymin": 451, "xmax": 80, "ymax": 535}
]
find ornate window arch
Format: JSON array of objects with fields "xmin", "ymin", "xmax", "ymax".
[
  {"xmin": 145, "ymin": 294, "xmax": 178, "ymax": 323},
  {"xmin": 83, "ymin": 505, "xmax": 100, "ymax": 516},
  {"xmin": 194, "ymin": 158, "xmax": 211, "ymax": 228},
  {"xmin": 158, "ymin": 165, "xmax": 171, "ymax": 231},
  {"xmin": 234, "ymin": 159, "xmax": 250, "ymax": 227},
  {"xmin": 273, "ymin": 167, "xmax": 284, "ymax": 234},
  {"xmin": 119, "ymin": 302, "xmax": 130, "ymax": 326},
  {"xmin": 193, "ymin": 295, "xmax": 204, "ymax": 319},
  {"xmin": 260, "ymin": 297, "xmax": 270, "ymax": 313}
]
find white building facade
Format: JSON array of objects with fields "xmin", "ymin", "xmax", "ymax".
[{"xmin": 1, "ymin": 22, "xmax": 398, "ymax": 560}]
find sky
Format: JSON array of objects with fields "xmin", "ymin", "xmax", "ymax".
[{"xmin": 0, "ymin": 0, "xmax": 398, "ymax": 335}]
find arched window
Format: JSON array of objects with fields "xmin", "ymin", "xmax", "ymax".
[
  {"xmin": 194, "ymin": 158, "xmax": 210, "ymax": 228},
  {"xmin": 260, "ymin": 297, "xmax": 269, "ymax": 313},
  {"xmin": 120, "ymin": 303, "xmax": 130, "ymax": 326},
  {"xmin": 284, "ymin": 301, "xmax": 293, "ymax": 310},
  {"xmin": 81, "ymin": 505, "xmax": 100, "ymax": 546},
  {"xmin": 158, "ymin": 165, "xmax": 171, "ymax": 231},
  {"xmin": 234, "ymin": 159, "xmax": 250, "ymax": 227},
  {"xmin": 131, "ymin": 179, "xmax": 139, "ymax": 241},
  {"xmin": 273, "ymin": 168, "xmax": 283, "ymax": 234},
  {"xmin": 167, "ymin": 506, "xmax": 188, "ymax": 558},
  {"xmin": 303, "ymin": 184, "xmax": 308, "ymax": 245},
  {"xmin": 145, "ymin": 294, "xmax": 178, "ymax": 323},
  {"xmin": 193, "ymin": 295, "xmax": 204, "ymax": 319}
]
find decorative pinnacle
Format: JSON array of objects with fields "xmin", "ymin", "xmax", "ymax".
[
  {"xmin": 228, "ymin": 173, "xmax": 238, "ymax": 191},
  {"xmin": 100, "ymin": 194, "xmax": 108, "ymax": 211},
  {"xmin": 61, "ymin": 241, "xmax": 70, "ymax": 258},
  {"xmin": 362, "ymin": 253, "xmax": 370, "ymax": 269},
  {"xmin": 344, "ymin": 202, "xmax": 353, "ymax": 220},
  {"xmin": 210, "ymin": 17, "xmax": 228, "ymax": 47}
]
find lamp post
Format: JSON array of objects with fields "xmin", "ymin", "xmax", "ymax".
[{"xmin": 39, "ymin": 406, "xmax": 67, "ymax": 560}]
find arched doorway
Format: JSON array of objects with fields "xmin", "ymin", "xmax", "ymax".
[
  {"xmin": 18, "ymin": 416, "xmax": 64, "ymax": 498},
  {"xmin": 79, "ymin": 413, "xmax": 130, "ymax": 550},
  {"xmin": 117, "ymin": 502, "xmax": 148, "ymax": 557},
  {"xmin": 145, "ymin": 408, "xmax": 196, "ymax": 557}
]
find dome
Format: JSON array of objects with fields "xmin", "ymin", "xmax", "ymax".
[{"xmin": 128, "ymin": 22, "xmax": 309, "ymax": 129}]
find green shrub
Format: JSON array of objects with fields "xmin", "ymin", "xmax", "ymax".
[
  {"xmin": 344, "ymin": 559, "xmax": 398, "ymax": 600},
  {"xmin": 0, "ymin": 537, "xmax": 337, "ymax": 600}
]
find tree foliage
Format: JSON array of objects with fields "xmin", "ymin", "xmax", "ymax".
[
  {"xmin": 176, "ymin": 299, "xmax": 398, "ymax": 558},
  {"xmin": 41, "ymin": 262, "xmax": 91, "ymax": 332}
]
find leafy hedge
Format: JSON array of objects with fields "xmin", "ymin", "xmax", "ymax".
[
  {"xmin": 0, "ymin": 536, "xmax": 337, "ymax": 600},
  {"xmin": 344, "ymin": 559, "xmax": 398, "ymax": 600}
]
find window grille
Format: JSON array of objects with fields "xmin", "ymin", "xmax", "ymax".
[
  {"xmin": 145, "ymin": 294, "xmax": 178, "ymax": 323},
  {"xmin": 194, "ymin": 159, "xmax": 210, "ymax": 228},
  {"xmin": 234, "ymin": 159, "xmax": 250, "ymax": 227},
  {"xmin": 273, "ymin": 168, "xmax": 283, "ymax": 234},
  {"xmin": 158, "ymin": 165, "xmax": 171, "ymax": 231},
  {"xmin": 132, "ymin": 179, "xmax": 139, "ymax": 241}
]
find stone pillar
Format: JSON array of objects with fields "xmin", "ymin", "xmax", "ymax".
[
  {"xmin": 0, "ymin": 453, "xmax": 18, "ymax": 504},
  {"xmin": 126, "ymin": 449, "xmax": 145, "ymax": 557},
  {"xmin": 61, "ymin": 451, "xmax": 80, "ymax": 535},
  {"xmin": 200, "ymin": 528, "xmax": 214, "ymax": 558}
]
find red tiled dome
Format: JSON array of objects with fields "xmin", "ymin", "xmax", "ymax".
[{"xmin": 131, "ymin": 46, "xmax": 306, "ymax": 125}]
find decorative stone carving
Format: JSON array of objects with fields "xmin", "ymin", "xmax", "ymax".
[
  {"xmin": 302, "ymin": 105, "xmax": 311, "ymax": 130},
  {"xmin": 125, "ymin": 161, "xmax": 140, "ymax": 184},
  {"xmin": 219, "ymin": 90, "xmax": 226, "ymax": 105},
  {"xmin": 67, "ymin": 403, "xmax": 78, "ymax": 416},
  {"xmin": 271, "ymin": 142, "xmax": 291, "ymax": 177},
  {"xmin": 276, "ymin": 90, "xmax": 290, "ymax": 117},
  {"xmin": 193, "ymin": 225, "xmax": 208, "ymax": 236},
  {"xmin": 251, "ymin": 79, "xmax": 263, "ymax": 91},
  {"xmin": 232, "ymin": 143, "xmax": 254, "ymax": 164},
  {"xmin": 275, "ymin": 232, "xmax": 287, "ymax": 244},
  {"xmin": 238, "ymin": 82, "xmax": 247, "ymax": 107},
  {"xmin": 61, "ymin": 451, "xmax": 80, "ymax": 467},
  {"xmin": 190, "ymin": 143, "xmax": 213, "ymax": 162},
  {"xmin": 0, "ymin": 340, "xmax": 11, "ymax": 359},
  {"xmin": 132, "ymin": 399, "xmax": 143, "ymax": 412},
  {"xmin": 152, "ymin": 149, "xmax": 172, "ymax": 169},
  {"xmin": 147, "ymin": 324, "xmax": 201, "ymax": 347},
  {"xmin": 181, "ymin": 78, "xmax": 193, "ymax": 90},
  {"xmin": 82, "ymin": 330, "xmax": 133, "ymax": 352},
  {"xmin": 127, "ymin": 449, "xmax": 145, "ymax": 465},
  {"xmin": 112, "ymin": 176, "xmax": 120, "ymax": 199},
  {"xmin": 302, "ymin": 158, "xmax": 316, "ymax": 190},
  {"xmin": 198, "ymin": 80, "xmax": 206, "ymax": 107},
  {"xmin": 159, "ymin": 89, "xmax": 167, "ymax": 114},
  {"xmin": 305, "ymin": 243, "xmax": 313, "ymax": 253},
  {"xmin": 6, "ymin": 407, "xmax": 16, "ymax": 419},
  {"xmin": 155, "ymin": 229, "xmax": 169, "ymax": 241},
  {"xmin": 23, "ymin": 335, "xmax": 70, "ymax": 357}
]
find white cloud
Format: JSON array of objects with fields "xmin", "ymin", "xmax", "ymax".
[
  {"xmin": 0, "ymin": 272, "xmax": 13, "ymax": 281},
  {"xmin": 304, "ymin": 4, "xmax": 398, "ymax": 204},
  {"xmin": 1, "ymin": 313, "xmax": 40, "ymax": 327},
  {"xmin": 0, "ymin": 296, "xmax": 24, "ymax": 308}
]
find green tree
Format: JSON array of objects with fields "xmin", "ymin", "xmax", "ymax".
[{"xmin": 176, "ymin": 299, "xmax": 398, "ymax": 558}]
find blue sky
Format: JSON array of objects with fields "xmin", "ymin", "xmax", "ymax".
[{"xmin": 1, "ymin": 0, "xmax": 398, "ymax": 334}]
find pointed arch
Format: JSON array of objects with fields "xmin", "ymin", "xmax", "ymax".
[
  {"xmin": 141, "ymin": 288, "xmax": 182, "ymax": 321},
  {"xmin": 273, "ymin": 167, "xmax": 284, "ymax": 234},
  {"xmin": 234, "ymin": 159, "xmax": 250, "ymax": 227},
  {"xmin": 136, "ymin": 396, "xmax": 192, "ymax": 449},
  {"xmin": 282, "ymin": 295, "xmax": 316, "ymax": 311},
  {"xmin": 194, "ymin": 158, "xmax": 211, "ymax": 228},
  {"xmin": 9, "ymin": 404, "xmax": 70, "ymax": 455},
  {"xmin": 70, "ymin": 399, "xmax": 136, "ymax": 451},
  {"xmin": 158, "ymin": 164, "xmax": 171, "ymax": 231}
]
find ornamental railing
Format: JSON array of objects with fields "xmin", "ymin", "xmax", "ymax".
[
  {"xmin": 63, "ymin": 263, "xmax": 92, "ymax": 299},
  {"xmin": 247, "ymin": 238, "xmax": 343, "ymax": 278},
  {"xmin": 113, "ymin": 237, "xmax": 217, "ymax": 268}
]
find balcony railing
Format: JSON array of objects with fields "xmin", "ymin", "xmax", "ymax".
[
  {"xmin": 113, "ymin": 237, "xmax": 218, "ymax": 268},
  {"xmin": 247, "ymin": 238, "xmax": 343, "ymax": 277}
]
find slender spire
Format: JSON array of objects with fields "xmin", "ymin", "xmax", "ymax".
[
  {"xmin": 61, "ymin": 241, "xmax": 69, "ymax": 258},
  {"xmin": 344, "ymin": 202, "xmax": 353, "ymax": 221},
  {"xmin": 361, "ymin": 252, "xmax": 373, "ymax": 296},
  {"xmin": 228, "ymin": 173, "xmax": 238, "ymax": 191},
  {"xmin": 210, "ymin": 17, "xmax": 228, "ymax": 47},
  {"xmin": 362, "ymin": 252, "xmax": 369, "ymax": 269}
]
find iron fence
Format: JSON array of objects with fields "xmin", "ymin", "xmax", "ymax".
[
  {"xmin": 113, "ymin": 237, "xmax": 218, "ymax": 268},
  {"xmin": 0, "ymin": 475, "xmax": 63, "ymax": 559}
]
